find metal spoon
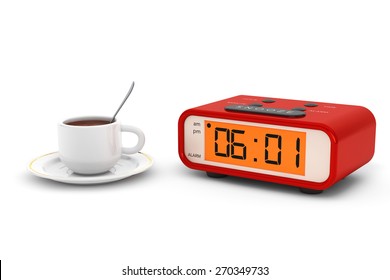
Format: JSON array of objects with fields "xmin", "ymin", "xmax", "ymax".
[{"xmin": 111, "ymin": 81, "xmax": 135, "ymax": 123}]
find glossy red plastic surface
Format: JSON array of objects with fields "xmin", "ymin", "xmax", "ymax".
[{"xmin": 178, "ymin": 95, "xmax": 376, "ymax": 191}]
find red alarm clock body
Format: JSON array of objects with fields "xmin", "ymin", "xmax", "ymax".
[{"xmin": 178, "ymin": 95, "xmax": 376, "ymax": 193}]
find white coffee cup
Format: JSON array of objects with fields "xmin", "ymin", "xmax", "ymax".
[{"xmin": 58, "ymin": 116, "xmax": 145, "ymax": 174}]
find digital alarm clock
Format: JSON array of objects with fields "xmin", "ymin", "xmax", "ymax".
[{"xmin": 178, "ymin": 95, "xmax": 376, "ymax": 194}]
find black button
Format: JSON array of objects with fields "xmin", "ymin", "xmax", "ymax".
[
  {"xmin": 292, "ymin": 107, "xmax": 306, "ymax": 111},
  {"xmin": 304, "ymin": 103, "xmax": 318, "ymax": 107},
  {"xmin": 249, "ymin": 103, "xmax": 263, "ymax": 107},
  {"xmin": 225, "ymin": 105, "xmax": 305, "ymax": 117},
  {"xmin": 262, "ymin": 99, "xmax": 276, "ymax": 103}
]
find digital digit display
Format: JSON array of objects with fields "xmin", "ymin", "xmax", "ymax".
[{"xmin": 205, "ymin": 120, "xmax": 306, "ymax": 175}]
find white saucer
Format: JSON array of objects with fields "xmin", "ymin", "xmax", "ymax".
[{"xmin": 28, "ymin": 152, "xmax": 153, "ymax": 185}]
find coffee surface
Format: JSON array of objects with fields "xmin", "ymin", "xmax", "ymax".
[{"xmin": 66, "ymin": 120, "xmax": 110, "ymax": 126}]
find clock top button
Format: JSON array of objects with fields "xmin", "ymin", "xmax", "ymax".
[
  {"xmin": 292, "ymin": 107, "xmax": 306, "ymax": 111},
  {"xmin": 225, "ymin": 105, "xmax": 305, "ymax": 117},
  {"xmin": 304, "ymin": 103, "xmax": 318, "ymax": 107},
  {"xmin": 262, "ymin": 99, "xmax": 276, "ymax": 103}
]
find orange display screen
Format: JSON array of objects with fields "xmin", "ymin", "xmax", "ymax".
[{"xmin": 205, "ymin": 121, "xmax": 306, "ymax": 175}]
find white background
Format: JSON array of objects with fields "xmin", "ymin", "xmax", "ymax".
[{"xmin": 0, "ymin": 0, "xmax": 389, "ymax": 279}]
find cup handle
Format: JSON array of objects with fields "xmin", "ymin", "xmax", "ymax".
[{"xmin": 121, "ymin": 125, "xmax": 145, "ymax": 154}]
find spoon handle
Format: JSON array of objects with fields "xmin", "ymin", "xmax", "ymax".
[{"xmin": 111, "ymin": 81, "xmax": 135, "ymax": 123}]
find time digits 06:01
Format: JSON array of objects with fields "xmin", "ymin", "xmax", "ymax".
[{"xmin": 204, "ymin": 121, "xmax": 306, "ymax": 175}]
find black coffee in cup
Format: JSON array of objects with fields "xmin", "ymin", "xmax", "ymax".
[{"xmin": 66, "ymin": 120, "xmax": 111, "ymax": 126}]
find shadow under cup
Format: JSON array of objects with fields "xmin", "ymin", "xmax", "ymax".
[{"xmin": 58, "ymin": 116, "xmax": 143, "ymax": 175}]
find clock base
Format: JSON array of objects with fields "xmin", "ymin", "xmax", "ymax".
[
  {"xmin": 206, "ymin": 172, "xmax": 227, "ymax": 178},
  {"xmin": 299, "ymin": 188, "xmax": 323, "ymax": 194}
]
